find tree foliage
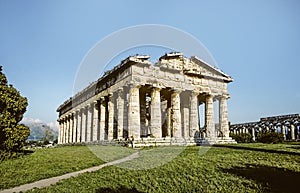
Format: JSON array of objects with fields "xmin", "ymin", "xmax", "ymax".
[
  {"xmin": 257, "ymin": 131, "xmax": 284, "ymax": 144},
  {"xmin": 229, "ymin": 132, "xmax": 253, "ymax": 143},
  {"xmin": 42, "ymin": 125, "xmax": 54, "ymax": 143},
  {"xmin": 0, "ymin": 65, "xmax": 30, "ymax": 160}
]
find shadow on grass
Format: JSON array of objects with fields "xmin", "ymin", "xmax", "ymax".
[
  {"xmin": 223, "ymin": 164, "xmax": 300, "ymax": 193},
  {"xmin": 287, "ymin": 146, "xmax": 300, "ymax": 150},
  {"xmin": 213, "ymin": 144, "xmax": 300, "ymax": 156},
  {"xmin": 95, "ymin": 186, "xmax": 143, "ymax": 193},
  {"xmin": 21, "ymin": 150, "xmax": 35, "ymax": 155}
]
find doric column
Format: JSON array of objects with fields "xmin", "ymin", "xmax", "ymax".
[
  {"xmin": 66, "ymin": 115, "xmax": 70, "ymax": 143},
  {"xmin": 171, "ymin": 90, "xmax": 182, "ymax": 138},
  {"xmin": 61, "ymin": 118, "xmax": 66, "ymax": 144},
  {"xmin": 72, "ymin": 112, "xmax": 77, "ymax": 143},
  {"xmin": 99, "ymin": 97, "xmax": 106, "ymax": 141},
  {"xmin": 93, "ymin": 100, "xmax": 100, "ymax": 141},
  {"xmin": 117, "ymin": 89, "xmax": 124, "ymax": 139},
  {"xmin": 251, "ymin": 127, "xmax": 255, "ymax": 141},
  {"xmin": 63, "ymin": 117, "xmax": 67, "ymax": 143},
  {"xmin": 73, "ymin": 110, "xmax": 78, "ymax": 143},
  {"xmin": 77, "ymin": 109, "xmax": 82, "ymax": 142},
  {"xmin": 274, "ymin": 124, "xmax": 278, "ymax": 132},
  {"xmin": 86, "ymin": 104, "xmax": 93, "ymax": 142},
  {"xmin": 107, "ymin": 94, "xmax": 114, "ymax": 140},
  {"xmin": 291, "ymin": 124, "xmax": 295, "ymax": 140},
  {"xmin": 140, "ymin": 91, "xmax": 147, "ymax": 137},
  {"xmin": 58, "ymin": 120, "xmax": 62, "ymax": 144},
  {"xmin": 219, "ymin": 96, "xmax": 230, "ymax": 138},
  {"xmin": 189, "ymin": 91, "xmax": 199, "ymax": 138},
  {"xmin": 128, "ymin": 86, "xmax": 141, "ymax": 139},
  {"xmin": 205, "ymin": 95, "xmax": 215, "ymax": 139},
  {"xmin": 81, "ymin": 107, "xmax": 87, "ymax": 142},
  {"xmin": 167, "ymin": 106, "xmax": 172, "ymax": 137},
  {"xmin": 281, "ymin": 124, "xmax": 286, "ymax": 140},
  {"xmin": 150, "ymin": 87, "xmax": 162, "ymax": 138},
  {"xmin": 70, "ymin": 114, "xmax": 74, "ymax": 143}
]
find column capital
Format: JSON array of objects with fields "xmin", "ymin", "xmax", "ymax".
[
  {"xmin": 94, "ymin": 100, "xmax": 100, "ymax": 110},
  {"xmin": 205, "ymin": 94, "xmax": 215, "ymax": 101},
  {"xmin": 217, "ymin": 94, "xmax": 230, "ymax": 100},
  {"xmin": 151, "ymin": 87, "xmax": 162, "ymax": 93},
  {"xmin": 128, "ymin": 82, "xmax": 141, "ymax": 89},
  {"xmin": 107, "ymin": 93, "xmax": 114, "ymax": 100},
  {"xmin": 190, "ymin": 90, "xmax": 200, "ymax": 97},
  {"xmin": 100, "ymin": 96, "xmax": 106, "ymax": 102},
  {"xmin": 82, "ymin": 106, "xmax": 88, "ymax": 114},
  {"xmin": 117, "ymin": 87, "xmax": 124, "ymax": 92},
  {"xmin": 88, "ymin": 104, "xmax": 94, "ymax": 112},
  {"xmin": 171, "ymin": 89, "xmax": 183, "ymax": 95}
]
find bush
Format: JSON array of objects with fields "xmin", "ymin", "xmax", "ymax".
[
  {"xmin": 230, "ymin": 132, "xmax": 253, "ymax": 143},
  {"xmin": 0, "ymin": 66, "xmax": 30, "ymax": 160},
  {"xmin": 257, "ymin": 131, "xmax": 284, "ymax": 144}
]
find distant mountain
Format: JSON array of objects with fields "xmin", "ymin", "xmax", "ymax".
[{"xmin": 23, "ymin": 122, "xmax": 58, "ymax": 141}]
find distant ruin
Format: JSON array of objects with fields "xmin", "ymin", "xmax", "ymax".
[{"xmin": 230, "ymin": 114, "xmax": 300, "ymax": 141}]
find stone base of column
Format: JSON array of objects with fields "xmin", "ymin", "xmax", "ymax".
[{"xmin": 80, "ymin": 137, "xmax": 236, "ymax": 147}]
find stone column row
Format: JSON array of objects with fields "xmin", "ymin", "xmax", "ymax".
[
  {"xmin": 230, "ymin": 123, "xmax": 299, "ymax": 141},
  {"xmin": 58, "ymin": 88, "xmax": 232, "ymax": 143}
]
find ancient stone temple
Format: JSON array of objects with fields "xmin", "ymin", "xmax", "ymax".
[{"xmin": 57, "ymin": 52, "xmax": 236, "ymax": 145}]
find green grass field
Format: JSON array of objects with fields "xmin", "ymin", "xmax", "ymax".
[
  {"xmin": 0, "ymin": 146, "xmax": 104, "ymax": 190},
  {"xmin": 1, "ymin": 143, "xmax": 300, "ymax": 193}
]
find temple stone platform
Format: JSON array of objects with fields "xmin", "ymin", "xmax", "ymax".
[{"xmin": 79, "ymin": 137, "xmax": 237, "ymax": 148}]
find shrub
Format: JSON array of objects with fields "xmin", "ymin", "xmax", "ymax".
[
  {"xmin": 0, "ymin": 66, "xmax": 30, "ymax": 160},
  {"xmin": 257, "ymin": 131, "xmax": 284, "ymax": 144},
  {"xmin": 230, "ymin": 132, "xmax": 253, "ymax": 143}
]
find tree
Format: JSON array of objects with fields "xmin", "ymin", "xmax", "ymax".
[
  {"xmin": 0, "ymin": 65, "xmax": 30, "ymax": 160},
  {"xmin": 42, "ymin": 125, "xmax": 54, "ymax": 143}
]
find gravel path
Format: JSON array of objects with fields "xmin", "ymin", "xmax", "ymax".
[{"xmin": 0, "ymin": 152, "xmax": 139, "ymax": 193}]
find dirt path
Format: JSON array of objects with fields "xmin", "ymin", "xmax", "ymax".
[{"xmin": 0, "ymin": 152, "xmax": 139, "ymax": 193}]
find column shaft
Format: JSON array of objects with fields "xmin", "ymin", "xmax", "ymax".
[
  {"xmin": 167, "ymin": 107, "xmax": 172, "ymax": 137},
  {"xmin": 128, "ymin": 86, "xmax": 141, "ymax": 139},
  {"xmin": 205, "ymin": 95, "xmax": 215, "ymax": 139},
  {"xmin": 58, "ymin": 121, "xmax": 62, "ymax": 144},
  {"xmin": 251, "ymin": 128, "xmax": 255, "ymax": 141},
  {"xmin": 70, "ymin": 114, "xmax": 74, "ymax": 143},
  {"xmin": 190, "ymin": 92, "xmax": 199, "ymax": 138},
  {"xmin": 150, "ymin": 88, "xmax": 162, "ymax": 138},
  {"xmin": 282, "ymin": 124, "xmax": 286, "ymax": 140},
  {"xmin": 62, "ymin": 120, "xmax": 65, "ymax": 143},
  {"xmin": 81, "ymin": 107, "xmax": 87, "ymax": 142},
  {"xmin": 93, "ymin": 101, "xmax": 100, "ymax": 141},
  {"xmin": 86, "ymin": 105, "xmax": 92, "ymax": 142},
  {"xmin": 73, "ymin": 113, "xmax": 77, "ymax": 142},
  {"xmin": 107, "ymin": 95, "xmax": 114, "ymax": 140},
  {"xmin": 219, "ymin": 96, "xmax": 230, "ymax": 138},
  {"xmin": 140, "ymin": 92, "xmax": 147, "ymax": 137},
  {"xmin": 291, "ymin": 124, "xmax": 295, "ymax": 140},
  {"xmin": 77, "ymin": 110, "xmax": 82, "ymax": 142},
  {"xmin": 171, "ymin": 91, "xmax": 181, "ymax": 138},
  {"xmin": 117, "ymin": 89, "xmax": 124, "ymax": 139},
  {"xmin": 99, "ymin": 98, "xmax": 106, "ymax": 140},
  {"xmin": 66, "ymin": 116, "xmax": 70, "ymax": 143}
]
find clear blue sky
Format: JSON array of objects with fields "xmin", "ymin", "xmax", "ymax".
[{"xmin": 0, "ymin": 0, "xmax": 299, "ymax": 127}]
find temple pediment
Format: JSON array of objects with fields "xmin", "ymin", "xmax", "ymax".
[
  {"xmin": 188, "ymin": 56, "xmax": 233, "ymax": 82},
  {"xmin": 156, "ymin": 52, "xmax": 233, "ymax": 83}
]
